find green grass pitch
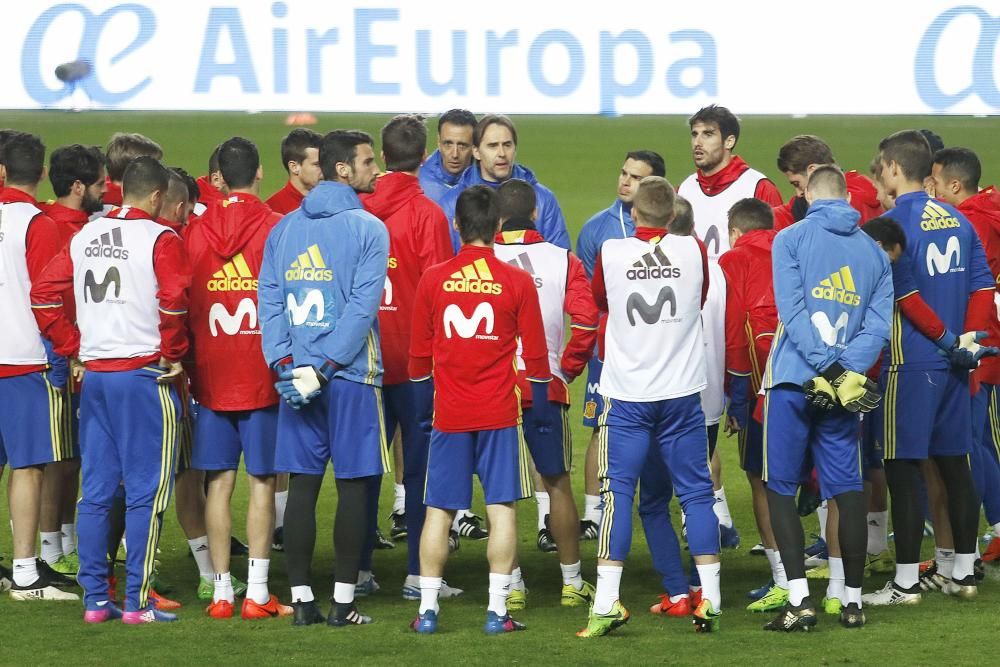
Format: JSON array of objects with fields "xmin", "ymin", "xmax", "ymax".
[{"xmin": 0, "ymin": 111, "xmax": 998, "ymax": 665}]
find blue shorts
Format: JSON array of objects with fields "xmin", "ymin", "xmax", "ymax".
[
  {"xmin": 424, "ymin": 426, "xmax": 532, "ymax": 509},
  {"xmin": 763, "ymin": 384, "xmax": 862, "ymax": 498},
  {"xmin": 0, "ymin": 370, "xmax": 72, "ymax": 469},
  {"xmin": 175, "ymin": 395, "xmax": 195, "ymax": 473},
  {"xmin": 522, "ymin": 402, "xmax": 570, "ymax": 476},
  {"xmin": 738, "ymin": 398, "xmax": 764, "ymax": 476},
  {"xmin": 582, "ymin": 355, "xmax": 604, "ymax": 428},
  {"xmin": 275, "ymin": 379, "xmax": 390, "ymax": 478},
  {"xmin": 193, "ymin": 405, "xmax": 279, "ymax": 476},
  {"xmin": 881, "ymin": 368, "xmax": 971, "ymax": 460}
]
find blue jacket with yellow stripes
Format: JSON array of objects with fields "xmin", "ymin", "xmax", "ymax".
[
  {"xmin": 259, "ymin": 180, "xmax": 389, "ymax": 386},
  {"xmin": 763, "ymin": 198, "xmax": 893, "ymax": 389}
]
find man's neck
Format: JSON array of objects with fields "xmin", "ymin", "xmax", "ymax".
[
  {"xmin": 231, "ymin": 187, "xmax": 257, "ymax": 198},
  {"xmin": 479, "ymin": 166, "xmax": 507, "ymax": 184},
  {"xmin": 956, "ymin": 189, "xmax": 978, "ymax": 207},
  {"xmin": 55, "ymin": 196, "xmax": 82, "ymax": 211},
  {"xmin": 289, "ymin": 178, "xmax": 308, "ymax": 196},
  {"xmin": 464, "ymin": 239, "xmax": 493, "ymax": 248},
  {"xmin": 5, "ymin": 183, "xmax": 37, "ymax": 198},
  {"xmin": 121, "ymin": 199, "xmax": 152, "ymax": 215},
  {"xmin": 893, "ymin": 181, "xmax": 925, "ymax": 198},
  {"xmin": 700, "ymin": 154, "xmax": 732, "ymax": 178}
]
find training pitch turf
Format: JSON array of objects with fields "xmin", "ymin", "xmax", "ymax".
[{"xmin": 0, "ymin": 112, "xmax": 997, "ymax": 665}]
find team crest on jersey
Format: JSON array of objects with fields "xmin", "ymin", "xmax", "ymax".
[
  {"xmin": 583, "ymin": 400, "xmax": 597, "ymax": 419},
  {"xmin": 85, "ymin": 227, "xmax": 129, "ymax": 259},
  {"xmin": 285, "ymin": 244, "xmax": 333, "ymax": 281},
  {"xmin": 811, "ymin": 266, "xmax": 861, "ymax": 306},
  {"xmin": 626, "ymin": 245, "xmax": 680, "ymax": 280},
  {"xmin": 920, "ymin": 200, "xmax": 961, "ymax": 231},
  {"xmin": 207, "ymin": 253, "xmax": 257, "ymax": 291},
  {"xmin": 443, "ymin": 258, "xmax": 502, "ymax": 294}
]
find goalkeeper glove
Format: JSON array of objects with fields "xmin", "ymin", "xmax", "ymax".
[
  {"xmin": 821, "ymin": 362, "xmax": 881, "ymax": 413},
  {"xmin": 275, "ymin": 362, "xmax": 338, "ymax": 408},
  {"xmin": 936, "ymin": 330, "xmax": 999, "ymax": 369},
  {"xmin": 727, "ymin": 373, "xmax": 751, "ymax": 430},
  {"xmin": 802, "ymin": 376, "xmax": 837, "ymax": 411}
]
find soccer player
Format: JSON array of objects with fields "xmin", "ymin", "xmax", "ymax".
[
  {"xmin": 409, "ymin": 185, "xmax": 552, "ymax": 635},
  {"xmin": 186, "ymin": 137, "xmax": 290, "ymax": 620},
  {"xmin": 438, "ymin": 114, "xmax": 569, "ymax": 251},
  {"xmin": 576, "ymin": 151, "xmax": 666, "ymax": 539},
  {"xmin": 772, "ymin": 135, "xmax": 884, "ymax": 230},
  {"xmin": 194, "ymin": 145, "xmax": 226, "ymax": 216},
  {"xmin": 259, "ymin": 129, "xmax": 389, "ymax": 627},
  {"xmin": 0, "ymin": 132, "xmax": 78, "ymax": 602},
  {"xmin": 32, "ymin": 156, "xmax": 191, "ymax": 623},
  {"xmin": 580, "ymin": 176, "xmax": 722, "ymax": 637},
  {"xmin": 418, "ymin": 109, "xmax": 477, "ymax": 205},
  {"xmin": 864, "ymin": 131, "xmax": 995, "ymax": 606},
  {"xmin": 493, "ymin": 178, "xmax": 598, "ymax": 607},
  {"xmin": 265, "ymin": 128, "xmax": 323, "ymax": 214},
  {"xmin": 99, "ymin": 132, "xmax": 163, "ymax": 214},
  {"xmin": 358, "ymin": 114, "xmax": 458, "ymax": 599}
]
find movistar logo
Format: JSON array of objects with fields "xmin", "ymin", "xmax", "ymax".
[
  {"xmin": 443, "ymin": 258, "xmax": 502, "ymax": 295},
  {"xmin": 926, "ymin": 236, "xmax": 962, "ymax": 276},
  {"xmin": 287, "ymin": 289, "xmax": 326, "ymax": 327},
  {"xmin": 285, "ymin": 244, "xmax": 333, "ymax": 281},
  {"xmin": 920, "ymin": 200, "xmax": 961, "ymax": 231},
  {"xmin": 208, "ymin": 253, "xmax": 257, "ymax": 292},
  {"xmin": 626, "ymin": 286, "xmax": 677, "ymax": 325},
  {"xmin": 811, "ymin": 311, "xmax": 850, "ymax": 346},
  {"xmin": 443, "ymin": 302, "xmax": 497, "ymax": 340},
  {"xmin": 626, "ymin": 244, "xmax": 680, "ymax": 280},
  {"xmin": 85, "ymin": 227, "xmax": 128, "ymax": 259},
  {"xmin": 208, "ymin": 298, "xmax": 258, "ymax": 336},
  {"xmin": 83, "ymin": 266, "xmax": 122, "ymax": 303},
  {"xmin": 811, "ymin": 266, "xmax": 861, "ymax": 306}
]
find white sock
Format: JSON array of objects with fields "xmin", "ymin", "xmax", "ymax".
[
  {"xmin": 188, "ymin": 536, "xmax": 213, "ymax": 578},
  {"xmin": 40, "ymin": 532, "xmax": 63, "ymax": 564},
  {"xmin": 765, "ymin": 548, "xmax": 788, "ymax": 588},
  {"xmin": 593, "ymin": 565, "xmax": 623, "ymax": 615},
  {"xmin": 895, "ymin": 562, "xmax": 919, "ymax": 589},
  {"xmin": 214, "ymin": 572, "xmax": 235, "ymax": 604},
  {"xmin": 817, "ymin": 501, "xmax": 828, "ymax": 542},
  {"xmin": 290, "ymin": 585, "xmax": 314, "ymax": 603},
  {"xmin": 992, "ymin": 521, "xmax": 1000, "ymax": 538},
  {"xmin": 713, "ymin": 488, "xmax": 733, "ymax": 529},
  {"xmin": 333, "ymin": 581, "xmax": 355, "ymax": 604},
  {"xmin": 935, "ymin": 547, "xmax": 955, "ymax": 579},
  {"xmin": 12, "ymin": 557, "xmax": 38, "ymax": 587},
  {"xmin": 584, "ymin": 494, "xmax": 602, "ymax": 523},
  {"xmin": 826, "ymin": 556, "xmax": 846, "ymax": 601},
  {"xmin": 788, "ymin": 577, "xmax": 809, "ymax": 606},
  {"xmin": 535, "ymin": 491, "xmax": 550, "ymax": 531},
  {"xmin": 60, "ymin": 523, "xmax": 76, "ymax": 554},
  {"xmin": 669, "ymin": 593, "xmax": 689, "ymax": 603},
  {"xmin": 419, "ymin": 576, "xmax": 442, "ymax": 614},
  {"xmin": 867, "ymin": 511, "xmax": 889, "ymax": 554},
  {"xmin": 393, "ymin": 483, "xmax": 406, "ymax": 514},
  {"xmin": 247, "ymin": 558, "xmax": 270, "ymax": 605},
  {"xmin": 275, "ymin": 490, "xmax": 288, "ymax": 529},
  {"xmin": 560, "ymin": 561, "xmax": 583, "ymax": 589},
  {"xmin": 488, "ymin": 572, "xmax": 511, "ymax": 616},
  {"xmin": 510, "ymin": 566, "xmax": 525, "ymax": 592},
  {"xmin": 953, "ymin": 552, "xmax": 976, "ymax": 581},
  {"xmin": 844, "ymin": 586, "xmax": 862, "ymax": 607},
  {"xmin": 695, "ymin": 562, "xmax": 722, "ymax": 610}
]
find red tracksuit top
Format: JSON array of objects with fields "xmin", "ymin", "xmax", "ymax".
[
  {"xmin": 184, "ymin": 193, "xmax": 281, "ymax": 411},
  {"xmin": 960, "ymin": 187, "xmax": 1000, "ymax": 386},
  {"xmin": 360, "ymin": 172, "xmax": 453, "ymax": 385},
  {"xmin": 265, "ymin": 180, "xmax": 304, "ymax": 215},
  {"xmin": 409, "ymin": 244, "xmax": 551, "ymax": 432},
  {"xmin": 773, "ymin": 171, "xmax": 884, "ymax": 231}
]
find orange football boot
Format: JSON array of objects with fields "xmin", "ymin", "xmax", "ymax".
[
  {"xmin": 241, "ymin": 595, "xmax": 293, "ymax": 620},
  {"xmin": 206, "ymin": 599, "xmax": 234, "ymax": 619}
]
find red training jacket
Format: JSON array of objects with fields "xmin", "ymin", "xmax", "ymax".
[
  {"xmin": 773, "ymin": 171, "xmax": 884, "ymax": 231},
  {"xmin": 694, "ymin": 156, "xmax": 783, "ymax": 205},
  {"xmin": 959, "ymin": 186, "xmax": 1000, "ymax": 385},
  {"xmin": 265, "ymin": 180, "xmax": 304, "ymax": 215}
]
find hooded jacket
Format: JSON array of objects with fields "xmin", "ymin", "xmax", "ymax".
[
  {"xmin": 764, "ymin": 199, "xmax": 892, "ymax": 388},
  {"xmin": 184, "ymin": 193, "xmax": 281, "ymax": 410},
  {"xmin": 959, "ymin": 186, "xmax": 1000, "ymax": 384},
  {"xmin": 438, "ymin": 163, "xmax": 570, "ymax": 252},
  {"xmin": 773, "ymin": 171, "xmax": 884, "ymax": 231},
  {"xmin": 360, "ymin": 172, "xmax": 453, "ymax": 385},
  {"xmin": 417, "ymin": 149, "xmax": 462, "ymax": 206},
  {"xmin": 259, "ymin": 180, "xmax": 389, "ymax": 386}
]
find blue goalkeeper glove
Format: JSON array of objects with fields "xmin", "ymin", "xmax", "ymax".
[
  {"xmin": 727, "ymin": 373, "xmax": 751, "ymax": 431},
  {"xmin": 936, "ymin": 330, "xmax": 999, "ymax": 370},
  {"xmin": 42, "ymin": 339, "xmax": 68, "ymax": 389},
  {"xmin": 526, "ymin": 381, "xmax": 557, "ymax": 435},
  {"xmin": 275, "ymin": 361, "xmax": 338, "ymax": 409}
]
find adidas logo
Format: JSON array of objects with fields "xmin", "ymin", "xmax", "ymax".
[
  {"xmin": 920, "ymin": 200, "xmax": 961, "ymax": 231},
  {"xmin": 626, "ymin": 244, "xmax": 679, "ymax": 280},
  {"xmin": 208, "ymin": 253, "xmax": 257, "ymax": 291},
  {"xmin": 506, "ymin": 252, "xmax": 543, "ymax": 288},
  {"xmin": 811, "ymin": 266, "xmax": 861, "ymax": 306},
  {"xmin": 85, "ymin": 227, "xmax": 129, "ymax": 259},
  {"xmin": 443, "ymin": 258, "xmax": 502, "ymax": 295},
  {"xmin": 285, "ymin": 244, "xmax": 333, "ymax": 281}
]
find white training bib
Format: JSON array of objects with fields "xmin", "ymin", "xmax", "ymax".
[
  {"xmin": 0, "ymin": 201, "xmax": 49, "ymax": 365},
  {"xmin": 678, "ymin": 167, "xmax": 769, "ymax": 258}
]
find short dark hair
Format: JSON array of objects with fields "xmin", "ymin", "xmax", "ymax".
[
  {"xmin": 920, "ymin": 129, "xmax": 945, "ymax": 154},
  {"xmin": 633, "ymin": 176, "xmax": 676, "ymax": 228},
  {"xmin": 933, "ymin": 147, "xmax": 981, "ymax": 193},
  {"xmin": 438, "ymin": 109, "xmax": 477, "ymax": 133},
  {"xmin": 105, "ymin": 132, "xmax": 162, "ymax": 182},
  {"xmin": 626, "ymin": 150, "xmax": 666, "ymax": 178},
  {"xmin": 280, "ymin": 128, "xmax": 322, "ymax": 173},
  {"xmin": 319, "ymin": 130, "xmax": 373, "ymax": 181},
  {"xmin": 497, "ymin": 178, "xmax": 536, "ymax": 221},
  {"xmin": 669, "ymin": 196, "xmax": 694, "ymax": 236},
  {"xmin": 863, "ymin": 216, "xmax": 907, "ymax": 252},
  {"xmin": 208, "ymin": 144, "xmax": 222, "ymax": 175},
  {"xmin": 2, "ymin": 132, "xmax": 46, "ymax": 185},
  {"xmin": 218, "ymin": 136, "xmax": 260, "ymax": 190},
  {"xmin": 728, "ymin": 197, "xmax": 774, "ymax": 232},
  {"xmin": 122, "ymin": 156, "xmax": 170, "ymax": 202},
  {"xmin": 777, "ymin": 135, "xmax": 835, "ymax": 174},
  {"xmin": 381, "ymin": 114, "xmax": 426, "ymax": 172},
  {"xmin": 688, "ymin": 105, "xmax": 740, "ymax": 146},
  {"xmin": 0, "ymin": 129, "xmax": 18, "ymax": 166},
  {"xmin": 879, "ymin": 130, "xmax": 932, "ymax": 183},
  {"xmin": 49, "ymin": 144, "xmax": 104, "ymax": 197},
  {"xmin": 473, "ymin": 114, "xmax": 518, "ymax": 148},
  {"xmin": 455, "ymin": 185, "xmax": 499, "ymax": 244},
  {"xmin": 170, "ymin": 167, "xmax": 199, "ymax": 203},
  {"xmin": 806, "ymin": 165, "xmax": 848, "ymax": 199}
]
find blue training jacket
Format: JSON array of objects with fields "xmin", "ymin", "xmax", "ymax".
[
  {"xmin": 438, "ymin": 163, "xmax": 570, "ymax": 252},
  {"xmin": 417, "ymin": 149, "xmax": 461, "ymax": 206},
  {"xmin": 259, "ymin": 180, "xmax": 390, "ymax": 386},
  {"xmin": 763, "ymin": 199, "xmax": 893, "ymax": 389},
  {"xmin": 576, "ymin": 200, "xmax": 635, "ymax": 279}
]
